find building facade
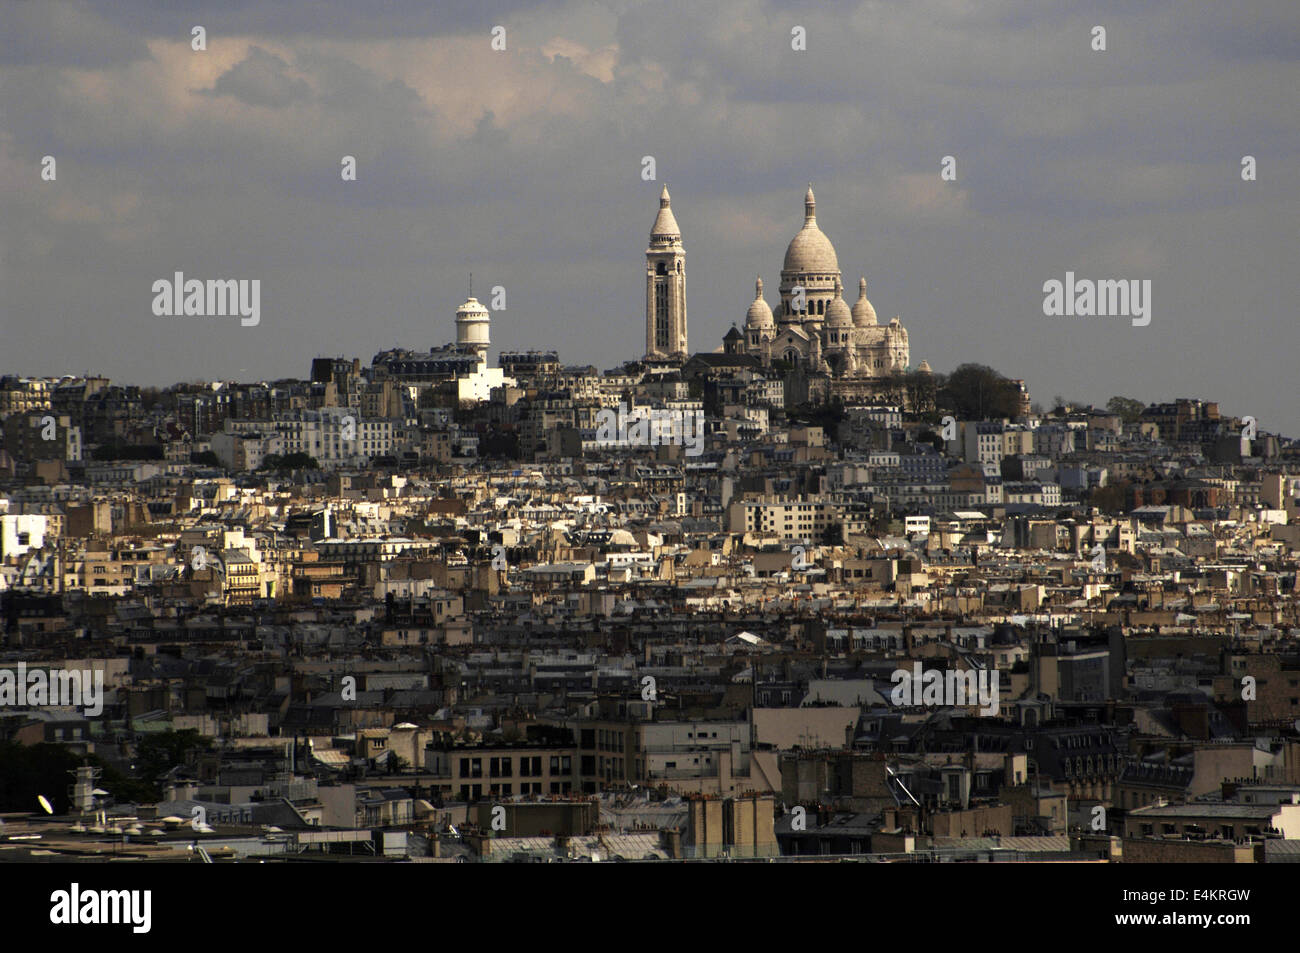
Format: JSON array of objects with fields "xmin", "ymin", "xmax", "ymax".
[
  {"xmin": 644, "ymin": 186, "xmax": 688, "ymax": 361},
  {"xmin": 724, "ymin": 187, "xmax": 913, "ymax": 386}
]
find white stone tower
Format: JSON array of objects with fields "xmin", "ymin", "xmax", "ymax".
[
  {"xmin": 645, "ymin": 185, "xmax": 687, "ymax": 361},
  {"xmin": 455, "ymin": 289, "xmax": 490, "ymax": 366}
]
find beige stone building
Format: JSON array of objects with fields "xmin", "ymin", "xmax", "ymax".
[
  {"xmin": 726, "ymin": 187, "xmax": 914, "ymax": 382},
  {"xmin": 644, "ymin": 186, "xmax": 688, "ymax": 361}
]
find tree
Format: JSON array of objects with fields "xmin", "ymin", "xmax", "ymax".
[
  {"xmin": 479, "ymin": 427, "xmax": 520, "ymax": 459},
  {"xmin": 0, "ymin": 742, "xmax": 84, "ymax": 813},
  {"xmin": 919, "ymin": 429, "xmax": 946, "ymax": 452},
  {"xmin": 903, "ymin": 370, "xmax": 940, "ymax": 417},
  {"xmin": 1105, "ymin": 396, "xmax": 1145, "ymax": 424},
  {"xmin": 134, "ymin": 729, "xmax": 213, "ymax": 798},
  {"xmin": 939, "ymin": 364, "xmax": 1021, "ymax": 420},
  {"xmin": 0, "ymin": 743, "xmax": 154, "ymax": 812},
  {"xmin": 190, "ymin": 450, "xmax": 221, "ymax": 467},
  {"xmin": 92, "ymin": 442, "xmax": 165, "ymax": 461},
  {"xmin": 1089, "ymin": 481, "xmax": 1131, "ymax": 514},
  {"xmin": 786, "ymin": 400, "xmax": 845, "ymax": 430},
  {"xmin": 258, "ymin": 452, "xmax": 319, "ymax": 471},
  {"xmin": 880, "ymin": 371, "xmax": 908, "ymax": 408}
]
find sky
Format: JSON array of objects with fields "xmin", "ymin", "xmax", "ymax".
[{"xmin": 1, "ymin": 0, "xmax": 1296, "ymax": 431}]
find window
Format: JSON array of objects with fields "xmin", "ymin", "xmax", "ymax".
[{"xmin": 654, "ymin": 282, "xmax": 669, "ymax": 349}]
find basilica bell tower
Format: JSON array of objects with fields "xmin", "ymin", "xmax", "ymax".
[{"xmin": 645, "ymin": 185, "xmax": 687, "ymax": 361}]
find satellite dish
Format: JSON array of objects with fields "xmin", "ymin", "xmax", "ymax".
[{"xmin": 37, "ymin": 795, "xmax": 54, "ymax": 815}]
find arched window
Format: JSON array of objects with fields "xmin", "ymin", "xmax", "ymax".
[{"xmin": 656, "ymin": 262, "xmax": 667, "ymax": 276}]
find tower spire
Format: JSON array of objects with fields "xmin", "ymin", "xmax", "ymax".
[{"xmin": 645, "ymin": 187, "xmax": 687, "ymax": 361}]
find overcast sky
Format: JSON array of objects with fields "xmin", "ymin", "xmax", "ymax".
[{"xmin": 1, "ymin": 1, "xmax": 1296, "ymax": 430}]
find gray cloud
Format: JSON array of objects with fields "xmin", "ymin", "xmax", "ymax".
[
  {"xmin": 0, "ymin": 0, "xmax": 1296, "ymax": 431},
  {"xmin": 205, "ymin": 46, "xmax": 313, "ymax": 108}
]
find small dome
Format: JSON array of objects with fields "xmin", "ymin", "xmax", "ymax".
[
  {"xmin": 825, "ymin": 278, "xmax": 853, "ymax": 328},
  {"xmin": 456, "ymin": 297, "xmax": 489, "ymax": 318},
  {"xmin": 649, "ymin": 184, "xmax": 680, "ymax": 241},
  {"xmin": 917, "ymin": 360, "xmax": 932, "ymax": 374},
  {"xmin": 746, "ymin": 276, "xmax": 774, "ymax": 328},
  {"xmin": 852, "ymin": 277, "xmax": 877, "ymax": 326},
  {"xmin": 783, "ymin": 185, "xmax": 840, "ymax": 274}
]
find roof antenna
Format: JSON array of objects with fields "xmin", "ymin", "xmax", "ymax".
[{"xmin": 469, "ymin": 272, "xmax": 473, "ymax": 299}]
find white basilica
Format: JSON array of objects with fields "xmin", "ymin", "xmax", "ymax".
[{"xmin": 725, "ymin": 186, "xmax": 915, "ymax": 381}]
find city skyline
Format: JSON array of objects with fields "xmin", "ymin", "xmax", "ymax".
[
  {"xmin": 2, "ymin": 1, "xmax": 1297, "ymax": 431},
  {"xmin": 3, "ymin": 3, "xmax": 1300, "ymax": 901}
]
